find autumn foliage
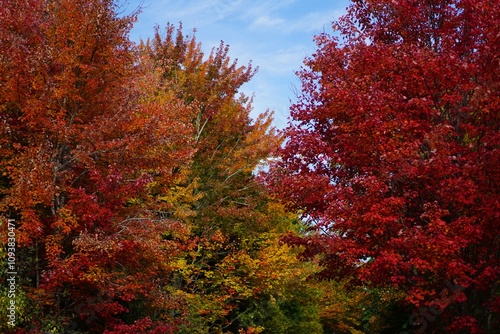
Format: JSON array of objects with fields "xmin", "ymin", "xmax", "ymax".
[
  {"xmin": 267, "ymin": 0, "xmax": 499, "ymax": 333},
  {"xmin": 1, "ymin": 0, "xmax": 499, "ymax": 333},
  {"xmin": 0, "ymin": 0, "xmax": 321, "ymax": 333}
]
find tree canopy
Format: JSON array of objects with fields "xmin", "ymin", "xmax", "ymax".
[
  {"xmin": 266, "ymin": 0, "xmax": 499, "ymax": 332},
  {"xmin": 1, "ymin": 0, "xmax": 499, "ymax": 333}
]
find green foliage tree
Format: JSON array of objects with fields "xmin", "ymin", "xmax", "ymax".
[{"xmin": 138, "ymin": 24, "xmax": 325, "ymax": 333}]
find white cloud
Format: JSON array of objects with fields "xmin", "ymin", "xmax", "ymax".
[
  {"xmin": 251, "ymin": 15, "xmax": 286, "ymax": 28},
  {"xmin": 249, "ymin": 9, "xmax": 344, "ymax": 34}
]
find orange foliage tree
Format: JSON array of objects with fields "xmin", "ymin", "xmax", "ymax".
[{"xmin": 1, "ymin": 0, "xmax": 193, "ymax": 332}]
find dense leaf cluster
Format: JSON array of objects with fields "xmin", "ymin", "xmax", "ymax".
[
  {"xmin": 267, "ymin": 0, "xmax": 499, "ymax": 333},
  {"xmin": 0, "ymin": 1, "xmax": 322, "ymax": 332},
  {"xmin": 1, "ymin": 0, "xmax": 498, "ymax": 333}
]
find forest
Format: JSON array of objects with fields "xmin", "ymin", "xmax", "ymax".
[{"xmin": 0, "ymin": 0, "xmax": 498, "ymax": 333}]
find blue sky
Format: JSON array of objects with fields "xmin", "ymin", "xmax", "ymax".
[{"xmin": 125, "ymin": 0, "xmax": 351, "ymax": 128}]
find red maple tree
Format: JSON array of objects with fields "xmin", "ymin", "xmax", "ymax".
[{"xmin": 266, "ymin": 0, "xmax": 499, "ymax": 332}]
